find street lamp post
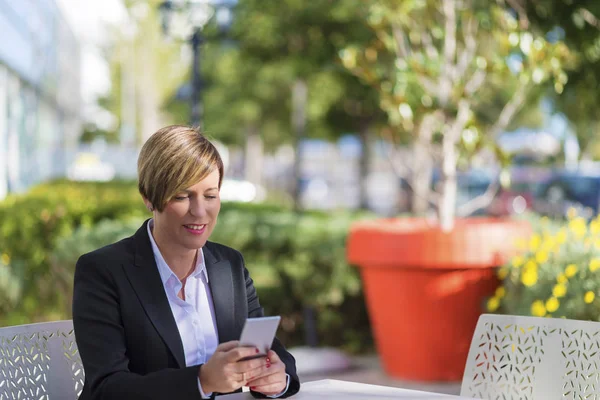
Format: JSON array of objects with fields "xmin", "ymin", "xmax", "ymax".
[
  {"xmin": 158, "ymin": 0, "xmax": 235, "ymax": 129},
  {"xmin": 190, "ymin": 30, "xmax": 203, "ymax": 127}
]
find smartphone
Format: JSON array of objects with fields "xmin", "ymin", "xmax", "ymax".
[{"xmin": 238, "ymin": 316, "xmax": 281, "ymax": 361}]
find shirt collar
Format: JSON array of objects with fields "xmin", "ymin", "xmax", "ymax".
[{"xmin": 147, "ymin": 219, "xmax": 209, "ymax": 284}]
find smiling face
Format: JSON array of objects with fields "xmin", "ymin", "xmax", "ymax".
[{"xmin": 146, "ymin": 169, "xmax": 221, "ymax": 252}]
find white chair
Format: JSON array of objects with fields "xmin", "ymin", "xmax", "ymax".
[
  {"xmin": 0, "ymin": 320, "xmax": 84, "ymax": 399},
  {"xmin": 461, "ymin": 313, "xmax": 600, "ymax": 399}
]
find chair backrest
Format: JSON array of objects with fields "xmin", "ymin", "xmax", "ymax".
[
  {"xmin": 0, "ymin": 320, "xmax": 84, "ymax": 399},
  {"xmin": 461, "ymin": 313, "xmax": 600, "ymax": 399}
]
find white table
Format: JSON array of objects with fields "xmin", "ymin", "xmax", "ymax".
[{"xmin": 221, "ymin": 379, "xmax": 477, "ymax": 399}]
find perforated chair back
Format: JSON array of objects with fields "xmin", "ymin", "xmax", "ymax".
[
  {"xmin": 461, "ymin": 313, "xmax": 600, "ymax": 399},
  {"xmin": 0, "ymin": 320, "xmax": 84, "ymax": 399}
]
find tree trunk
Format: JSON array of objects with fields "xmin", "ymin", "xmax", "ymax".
[
  {"xmin": 244, "ymin": 125, "xmax": 263, "ymax": 187},
  {"xmin": 410, "ymin": 116, "xmax": 436, "ymax": 215},
  {"xmin": 138, "ymin": 39, "xmax": 164, "ymax": 143},
  {"xmin": 439, "ymin": 133, "xmax": 458, "ymax": 232},
  {"xmin": 358, "ymin": 124, "xmax": 371, "ymax": 210},
  {"xmin": 291, "ymin": 79, "xmax": 308, "ymax": 212}
]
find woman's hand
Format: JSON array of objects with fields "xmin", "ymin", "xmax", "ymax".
[
  {"xmin": 199, "ymin": 341, "xmax": 271, "ymax": 394},
  {"xmin": 246, "ymin": 350, "xmax": 287, "ymax": 396}
]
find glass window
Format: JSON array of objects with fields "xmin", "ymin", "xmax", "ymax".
[{"xmin": 0, "ymin": 64, "xmax": 7, "ymax": 199}]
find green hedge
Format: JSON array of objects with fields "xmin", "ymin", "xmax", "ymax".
[
  {"xmin": 0, "ymin": 180, "xmax": 146, "ymax": 325},
  {"xmin": 0, "ymin": 180, "xmax": 374, "ymax": 352}
]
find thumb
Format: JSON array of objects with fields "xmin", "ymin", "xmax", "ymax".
[{"xmin": 216, "ymin": 340, "xmax": 240, "ymax": 353}]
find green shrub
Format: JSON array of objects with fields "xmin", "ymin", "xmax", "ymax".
[
  {"xmin": 210, "ymin": 209, "xmax": 374, "ymax": 352},
  {"xmin": 0, "ymin": 180, "xmax": 146, "ymax": 325},
  {"xmin": 0, "ymin": 180, "xmax": 375, "ymax": 352},
  {"xmin": 0, "ymin": 255, "xmax": 23, "ymax": 316}
]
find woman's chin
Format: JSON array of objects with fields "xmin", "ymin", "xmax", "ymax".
[{"xmin": 183, "ymin": 236, "xmax": 208, "ymax": 250}]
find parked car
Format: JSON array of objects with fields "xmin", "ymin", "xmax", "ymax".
[
  {"xmin": 487, "ymin": 186, "xmax": 533, "ymax": 217},
  {"xmin": 532, "ymin": 170, "xmax": 600, "ymax": 219}
]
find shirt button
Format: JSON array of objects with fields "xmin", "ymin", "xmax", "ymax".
[{"xmin": 192, "ymin": 320, "xmax": 198, "ymax": 325}]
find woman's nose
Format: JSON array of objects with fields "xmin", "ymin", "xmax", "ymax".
[{"xmin": 189, "ymin": 199, "xmax": 207, "ymax": 217}]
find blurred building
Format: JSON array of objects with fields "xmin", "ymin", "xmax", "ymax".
[{"xmin": 0, "ymin": 0, "xmax": 81, "ymax": 199}]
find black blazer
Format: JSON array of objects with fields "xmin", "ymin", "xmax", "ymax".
[{"xmin": 72, "ymin": 220, "xmax": 300, "ymax": 400}]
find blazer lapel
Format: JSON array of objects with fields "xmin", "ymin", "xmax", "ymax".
[
  {"xmin": 204, "ymin": 244, "xmax": 237, "ymax": 343},
  {"xmin": 124, "ymin": 220, "xmax": 186, "ymax": 368}
]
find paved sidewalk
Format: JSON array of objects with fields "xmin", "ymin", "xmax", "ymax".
[{"xmin": 298, "ymin": 354, "xmax": 462, "ymax": 396}]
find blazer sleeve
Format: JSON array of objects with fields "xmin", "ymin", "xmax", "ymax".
[
  {"xmin": 240, "ymin": 252, "xmax": 301, "ymax": 398},
  {"xmin": 72, "ymin": 253, "xmax": 203, "ymax": 400}
]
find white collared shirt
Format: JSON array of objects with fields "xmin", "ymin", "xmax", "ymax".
[
  {"xmin": 147, "ymin": 219, "xmax": 289, "ymax": 398},
  {"xmin": 147, "ymin": 220, "xmax": 218, "ymax": 397}
]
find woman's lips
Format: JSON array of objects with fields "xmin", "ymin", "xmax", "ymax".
[{"xmin": 183, "ymin": 224, "xmax": 206, "ymax": 235}]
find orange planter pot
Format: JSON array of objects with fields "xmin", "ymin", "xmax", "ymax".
[{"xmin": 347, "ymin": 217, "xmax": 531, "ymax": 382}]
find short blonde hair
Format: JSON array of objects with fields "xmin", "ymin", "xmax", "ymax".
[{"xmin": 138, "ymin": 125, "xmax": 224, "ymax": 211}]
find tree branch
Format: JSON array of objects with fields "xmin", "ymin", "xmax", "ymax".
[
  {"xmin": 455, "ymin": 10, "xmax": 478, "ymax": 81},
  {"xmin": 464, "ymin": 69, "xmax": 486, "ymax": 96},
  {"xmin": 421, "ymin": 31, "xmax": 439, "ymax": 60},
  {"xmin": 503, "ymin": 0, "xmax": 529, "ymax": 29},
  {"xmin": 456, "ymin": 179, "xmax": 500, "ymax": 217},
  {"xmin": 490, "ymin": 83, "xmax": 529, "ymax": 137},
  {"xmin": 440, "ymin": 0, "xmax": 457, "ymax": 105},
  {"xmin": 391, "ymin": 24, "xmax": 409, "ymax": 59},
  {"xmin": 380, "ymin": 128, "xmax": 413, "ymax": 177},
  {"xmin": 417, "ymin": 76, "xmax": 439, "ymax": 96},
  {"xmin": 579, "ymin": 7, "xmax": 600, "ymax": 29},
  {"xmin": 379, "ymin": 132, "xmax": 441, "ymax": 208},
  {"xmin": 447, "ymin": 99, "xmax": 472, "ymax": 144}
]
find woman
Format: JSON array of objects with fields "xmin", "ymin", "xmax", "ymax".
[{"xmin": 73, "ymin": 125, "xmax": 300, "ymax": 399}]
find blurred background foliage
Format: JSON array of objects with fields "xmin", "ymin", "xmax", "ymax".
[
  {"xmin": 0, "ymin": 181, "xmax": 375, "ymax": 353},
  {"xmin": 94, "ymin": 0, "xmax": 600, "ymax": 159},
  {"xmin": 5, "ymin": 0, "xmax": 600, "ymax": 353}
]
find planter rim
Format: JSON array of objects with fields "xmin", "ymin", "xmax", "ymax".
[
  {"xmin": 347, "ymin": 216, "xmax": 531, "ymax": 270},
  {"xmin": 349, "ymin": 216, "xmax": 527, "ymax": 234}
]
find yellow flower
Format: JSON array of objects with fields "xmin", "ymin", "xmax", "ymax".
[
  {"xmin": 594, "ymin": 238, "xmax": 600, "ymax": 250},
  {"xmin": 535, "ymin": 251, "xmax": 549, "ymax": 264},
  {"xmin": 585, "ymin": 291, "xmax": 596, "ymax": 304},
  {"xmin": 591, "ymin": 220, "xmax": 600, "ymax": 235},
  {"xmin": 497, "ymin": 267, "xmax": 509, "ymax": 280},
  {"xmin": 524, "ymin": 260, "xmax": 538, "ymax": 271},
  {"xmin": 567, "ymin": 207, "xmax": 578, "ymax": 219},
  {"xmin": 529, "ymin": 234, "xmax": 542, "ymax": 251},
  {"xmin": 557, "ymin": 273, "xmax": 568, "ymax": 284},
  {"xmin": 522, "ymin": 267, "xmax": 538, "ymax": 287},
  {"xmin": 0, "ymin": 253, "xmax": 9, "ymax": 265},
  {"xmin": 546, "ymin": 297, "xmax": 560, "ymax": 313},
  {"xmin": 487, "ymin": 297, "xmax": 500, "ymax": 312},
  {"xmin": 543, "ymin": 236, "xmax": 557, "ymax": 252},
  {"xmin": 590, "ymin": 259, "xmax": 600, "ymax": 272},
  {"xmin": 511, "ymin": 256, "xmax": 524, "ymax": 268},
  {"xmin": 569, "ymin": 217, "xmax": 587, "ymax": 238},
  {"xmin": 495, "ymin": 286, "xmax": 506, "ymax": 298},
  {"xmin": 531, "ymin": 300, "xmax": 547, "ymax": 317},
  {"xmin": 556, "ymin": 229, "xmax": 567, "ymax": 244},
  {"xmin": 553, "ymin": 283, "xmax": 567, "ymax": 298},
  {"xmin": 565, "ymin": 264, "xmax": 578, "ymax": 278}
]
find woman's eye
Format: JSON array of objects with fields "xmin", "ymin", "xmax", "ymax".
[
  {"xmin": 205, "ymin": 195, "xmax": 217, "ymax": 200},
  {"xmin": 174, "ymin": 196, "xmax": 188, "ymax": 201}
]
